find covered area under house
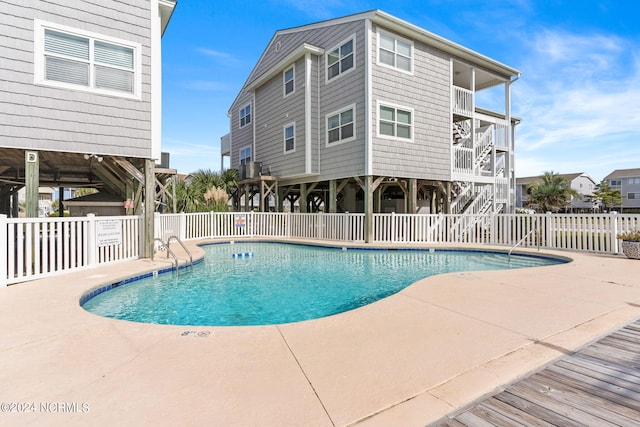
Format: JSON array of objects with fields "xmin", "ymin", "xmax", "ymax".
[{"xmin": 0, "ymin": 147, "xmax": 177, "ymax": 256}]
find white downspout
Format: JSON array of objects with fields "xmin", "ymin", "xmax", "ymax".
[
  {"xmin": 150, "ymin": 0, "xmax": 162, "ymax": 161},
  {"xmin": 305, "ymin": 53, "xmax": 312, "ymax": 174},
  {"xmin": 365, "ymin": 19, "xmax": 372, "ymax": 176}
]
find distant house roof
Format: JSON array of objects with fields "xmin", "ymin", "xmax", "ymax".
[
  {"xmin": 603, "ymin": 168, "xmax": 640, "ymax": 180},
  {"xmin": 516, "ymin": 173, "xmax": 591, "ymax": 186}
]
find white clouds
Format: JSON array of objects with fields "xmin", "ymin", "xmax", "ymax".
[
  {"xmin": 162, "ymin": 138, "xmax": 222, "ymax": 174},
  {"xmin": 512, "ymin": 28, "xmax": 640, "ymax": 180},
  {"xmin": 197, "ymin": 47, "xmax": 234, "ymax": 60},
  {"xmin": 179, "ymin": 80, "xmax": 231, "ymax": 91},
  {"xmin": 277, "ymin": 0, "xmax": 361, "ymax": 20}
]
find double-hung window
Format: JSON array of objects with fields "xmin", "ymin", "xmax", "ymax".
[
  {"xmin": 378, "ymin": 31, "xmax": 413, "ymax": 73},
  {"xmin": 327, "ymin": 37, "xmax": 355, "ymax": 81},
  {"xmin": 378, "ymin": 103, "xmax": 413, "ymax": 141},
  {"xmin": 240, "ymin": 146, "xmax": 252, "ymax": 166},
  {"xmin": 35, "ymin": 20, "xmax": 140, "ymax": 97},
  {"xmin": 284, "ymin": 123, "xmax": 295, "ymax": 153},
  {"xmin": 240, "ymin": 104, "xmax": 251, "ymax": 128},
  {"xmin": 284, "ymin": 65, "xmax": 294, "ymax": 96},
  {"xmin": 326, "ymin": 105, "xmax": 355, "ymax": 145}
]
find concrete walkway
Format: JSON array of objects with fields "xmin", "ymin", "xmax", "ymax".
[{"xmin": 1, "ymin": 240, "xmax": 639, "ymax": 426}]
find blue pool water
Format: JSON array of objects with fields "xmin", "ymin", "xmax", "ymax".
[{"xmin": 82, "ymin": 243, "xmax": 564, "ymax": 326}]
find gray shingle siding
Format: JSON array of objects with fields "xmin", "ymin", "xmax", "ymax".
[
  {"xmin": 0, "ymin": 0, "xmax": 153, "ymax": 158},
  {"xmin": 254, "ymin": 56, "xmax": 306, "ymax": 177},
  {"xmin": 231, "ymin": 19, "xmax": 368, "ymax": 180},
  {"xmin": 370, "ymin": 24, "xmax": 451, "ymax": 181},
  {"xmin": 230, "ymin": 92, "xmax": 254, "ymax": 167},
  {"xmin": 317, "ymin": 22, "xmax": 367, "ymax": 180}
]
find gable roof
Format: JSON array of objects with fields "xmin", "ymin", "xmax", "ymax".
[
  {"xmin": 604, "ymin": 168, "xmax": 640, "ymax": 180},
  {"xmin": 230, "ymin": 9, "xmax": 521, "ymax": 112}
]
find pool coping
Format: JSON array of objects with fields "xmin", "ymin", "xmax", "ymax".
[{"xmin": 1, "ymin": 238, "xmax": 639, "ymax": 426}]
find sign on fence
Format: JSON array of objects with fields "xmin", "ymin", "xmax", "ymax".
[
  {"xmin": 96, "ymin": 220, "xmax": 123, "ymax": 247},
  {"xmin": 235, "ymin": 214, "xmax": 246, "ymax": 228}
]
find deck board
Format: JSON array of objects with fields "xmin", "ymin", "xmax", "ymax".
[{"xmin": 431, "ymin": 318, "xmax": 640, "ymax": 426}]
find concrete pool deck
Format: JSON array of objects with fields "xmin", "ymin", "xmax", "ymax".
[{"xmin": 1, "ymin": 239, "xmax": 639, "ymax": 426}]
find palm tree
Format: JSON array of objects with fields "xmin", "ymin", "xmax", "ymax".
[
  {"xmin": 526, "ymin": 171, "xmax": 579, "ymax": 213},
  {"xmin": 172, "ymin": 169, "xmax": 238, "ymax": 213}
]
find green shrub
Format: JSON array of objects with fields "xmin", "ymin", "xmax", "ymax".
[{"xmin": 617, "ymin": 230, "xmax": 640, "ymax": 241}]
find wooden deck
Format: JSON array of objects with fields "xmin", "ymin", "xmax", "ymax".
[{"xmin": 433, "ymin": 319, "xmax": 640, "ymax": 426}]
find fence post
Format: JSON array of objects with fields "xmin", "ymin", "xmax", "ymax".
[
  {"xmin": 491, "ymin": 214, "xmax": 498, "ymax": 245},
  {"xmin": 210, "ymin": 211, "xmax": 215, "ymax": 240},
  {"xmin": 179, "ymin": 212, "xmax": 186, "ymax": 240},
  {"xmin": 545, "ymin": 212, "xmax": 553, "ymax": 249},
  {"xmin": 286, "ymin": 212, "xmax": 291, "ymax": 239},
  {"xmin": 250, "ymin": 211, "xmax": 254, "ymax": 238},
  {"xmin": 611, "ymin": 212, "xmax": 619, "ymax": 254},
  {"xmin": 391, "ymin": 212, "xmax": 396, "ymax": 243},
  {"xmin": 0, "ymin": 214, "xmax": 7, "ymax": 287},
  {"xmin": 87, "ymin": 214, "xmax": 97, "ymax": 267}
]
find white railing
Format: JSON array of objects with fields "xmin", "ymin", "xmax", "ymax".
[
  {"xmin": 474, "ymin": 126, "xmax": 494, "ymax": 171},
  {"xmin": 495, "ymin": 178, "xmax": 510, "ymax": 203},
  {"xmin": 494, "ymin": 122, "xmax": 509, "ymax": 149},
  {"xmin": 153, "ymin": 212, "xmax": 639, "ymax": 255},
  {"xmin": 451, "ymin": 182, "xmax": 473, "ymax": 215},
  {"xmin": 452, "ymin": 86, "xmax": 473, "ymax": 116},
  {"xmin": 453, "ymin": 146, "xmax": 473, "ymax": 175},
  {"xmin": 5, "ymin": 212, "xmax": 639, "ymax": 286},
  {"xmin": 2, "ymin": 214, "xmax": 140, "ymax": 286},
  {"xmin": 153, "ymin": 212, "xmax": 366, "ymax": 243}
]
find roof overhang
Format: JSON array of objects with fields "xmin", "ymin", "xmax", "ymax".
[
  {"xmin": 370, "ymin": 10, "xmax": 520, "ymax": 80},
  {"xmin": 159, "ymin": 0, "xmax": 177, "ymax": 36},
  {"xmin": 245, "ymin": 43, "xmax": 325, "ymax": 92}
]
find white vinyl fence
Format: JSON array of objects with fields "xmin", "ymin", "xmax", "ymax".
[
  {"xmin": 1, "ymin": 214, "xmax": 140, "ymax": 287},
  {"xmin": 3, "ymin": 211, "xmax": 638, "ymax": 286},
  {"xmin": 154, "ymin": 212, "xmax": 366, "ymax": 243},
  {"xmin": 155, "ymin": 211, "xmax": 639, "ymax": 255}
]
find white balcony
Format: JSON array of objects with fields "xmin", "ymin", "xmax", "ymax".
[{"xmin": 452, "ymin": 86, "xmax": 473, "ymax": 117}]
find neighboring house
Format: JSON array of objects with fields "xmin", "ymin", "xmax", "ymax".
[
  {"xmin": 17, "ymin": 187, "xmax": 56, "ymax": 217},
  {"xmin": 0, "ymin": 0, "xmax": 176, "ymax": 255},
  {"xmin": 224, "ymin": 10, "xmax": 520, "ymax": 240},
  {"xmin": 604, "ymin": 168, "xmax": 640, "ymax": 212},
  {"xmin": 516, "ymin": 173, "xmax": 597, "ymax": 212}
]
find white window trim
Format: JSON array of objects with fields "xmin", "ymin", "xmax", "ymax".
[
  {"xmin": 376, "ymin": 29, "xmax": 414, "ymax": 76},
  {"xmin": 325, "ymin": 34, "xmax": 356, "ymax": 84},
  {"xmin": 33, "ymin": 19, "xmax": 142, "ymax": 99},
  {"xmin": 239, "ymin": 103, "xmax": 251, "ymax": 128},
  {"xmin": 283, "ymin": 64, "xmax": 295, "ymax": 98},
  {"xmin": 283, "ymin": 122, "xmax": 296, "ymax": 154},
  {"xmin": 239, "ymin": 145, "xmax": 252, "ymax": 166},
  {"xmin": 376, "ymin": 100, "xmax": 414, "ymax": 142},
  {"xmin": 325, "ymin": 103, "xmax": 356, "ymax": 147}
]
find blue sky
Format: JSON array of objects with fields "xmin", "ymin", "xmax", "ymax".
[{"xmin": 161, "ymin": 0, "xmax": 640, "ymax": 182}]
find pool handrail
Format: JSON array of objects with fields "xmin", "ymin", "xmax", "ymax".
[
  {"xmin": 167, "ymin": 235, "xmax": 194, "ymax": 272},
  {"xmin": 508, "ymin": 218, "xmax": 540, "ymax": 257},
  {"xmin": 153, "ymin": 237, "xmax": 179, "ymax": 274}
]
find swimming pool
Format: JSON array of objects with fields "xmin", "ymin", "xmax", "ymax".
[{"xmin": 82, "ymin": 242, "xmax": 564, "ymax": 326}]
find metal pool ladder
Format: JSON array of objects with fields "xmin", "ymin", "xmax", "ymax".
[
  {"xmin": 167, "ymin": 235, "xmax": 194, "ymax": 272},
  {"xmin": 152, "ymin": 237, "xmax": 193, "ymax": 275}
]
